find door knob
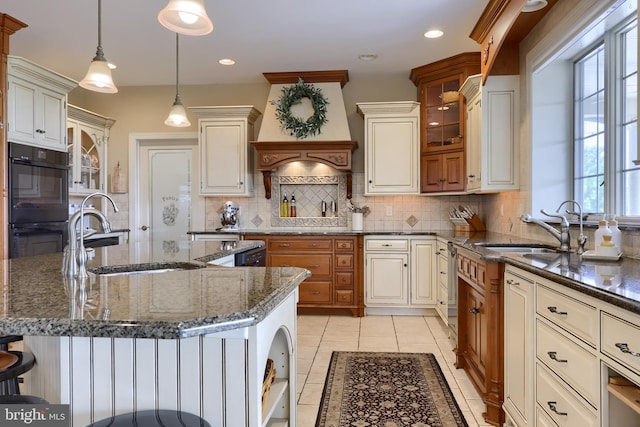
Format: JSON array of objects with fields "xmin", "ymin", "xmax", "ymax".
[{"xmin": 140, "ymin": 225, "xmax": 149, "ymax": 231}]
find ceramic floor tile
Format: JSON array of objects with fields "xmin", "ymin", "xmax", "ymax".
[
  {"xmin": 298, "ymin": 382, "xmax": 325, "ymax": 406},
  {"xmin": 297, "ymin": 334, "xmax": 322, "ymax": 348},
  {"xmin": 296, "ymin": 374, "xmax": 307, "ymax": 395},
  {"xmin": 296, "ymin": 404, "xmax": 319, "ymax": 427},
  {"xmin": 317, "ymin": 340, "xmax": 358, "ymax": 352},
  {"xmin": 396, "ymin": 333, "xmax": 437, "ymax": 346},
  {"xmin": 319, "ymin": 329, "xmax": 359, "ymax": 342},
  {"xmin": 297, "ymin": 356, "xmax": 313, "ymax": 376}
]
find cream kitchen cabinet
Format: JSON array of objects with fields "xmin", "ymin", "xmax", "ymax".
[
  {"xmin": 67, "ymin": 105, "xmax": 115, "ymax": 195},
  {"xmin": 504, "ymin": 266, "xmax": 535, "ymax": 427},
  {"xmin": 190, "ymin": 106, "xmax": 261, "ymax": 196},
  {"xmin": 364, "ymin": 236, "xmax": 436, "ymax": 314},
  {"xmin": 7, "ymin": 56, "xmax": 76, "ymax": 152},
  {"xmin": 356, "ymin": 101, "xmax": 420, "ymax": 195},
  {"xmin": 434, "ymin": 238, "xmax": 450, "ymax": 324},
  {"xmin": 460, "ymin": 74, "xmax": 519, "ymax": 193}
]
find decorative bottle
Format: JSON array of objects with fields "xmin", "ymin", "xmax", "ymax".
[
  {"xmin": 608, "ymin": 219, "xmax": 622, "ymax": 253},
  {"xmin": 281, "ymin": 192, "xmax": 289, "ymax": 217},
  {"xmin": 290, "ymin": 193, "xmax": 297, "ymax": 217}
]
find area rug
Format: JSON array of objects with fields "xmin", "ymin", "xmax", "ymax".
[{"xmin": 315, "ymin": 352, "xmax": 468, "ymax": 427}]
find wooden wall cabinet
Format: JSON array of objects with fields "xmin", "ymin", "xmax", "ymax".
[
  {"xmin": 7, "ymin": 55, "xmax": 76, "ymax": 152},
  {"xmin": 244, "ymin": 234, "xmax": 364, "ymax": 317},
  {"xmin": 190, "ymin": 106, "xmax": 261, "ymax": 196},
  {"xmin": 456, "ymin": 246, "xmax": 504, "ymax": 426},
  {"xmin": 410, "ymin": 53, "xmax": 481, "ymax": 194},
  {"xmin": 356, "ymin": 101, "xmax": 420, "ymax": 195}
]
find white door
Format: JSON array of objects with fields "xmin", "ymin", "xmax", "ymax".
[{"xmin": 129, "ymin": 133, "xmax": 203, "ymax": 262}]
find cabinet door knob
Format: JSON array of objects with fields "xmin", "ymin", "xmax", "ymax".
[
  {"xmin": 36, "ymin": 129, "xmax": 45, "ymax": 134},
  {"xmin": 615, "ymin": 343, "xmax": 640, "ymax": 357},
  {"xmin": 547, "ymin": 306, "xmax": 567, "ymax": 315},
  {"xmin": 547, "ymin": 401, "xmax": 567, "ymax": 416},
  {"xmin": 547, "ymin": 351, "xmax": 568, "ymax": 363},
  {"xmin": 368, "ymin": 180, "xmax": 372, "ymax": 183},
  {"xmin": 140, "ymin": 225, "xmax": 149, "ymax": 231},
  {"xmin": 469, "ymin": 307, "xmax": 479, "ymax": 314}
]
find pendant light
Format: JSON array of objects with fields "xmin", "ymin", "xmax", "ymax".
[
  {"xmin": 165, "ymin": 33, "xmax": 191, "ymax": 127},
  {"xmin": 158, "ymin": 0, "xmax": 213, "ymax": 36},
  {"xmin": 79, "ymin": 0, "xmax": 117, "ymax": 93}
]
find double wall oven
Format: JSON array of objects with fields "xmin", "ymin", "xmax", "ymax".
[{"xmin": 8, "ymin": 142, "xmax": 69, "ymax": 258}]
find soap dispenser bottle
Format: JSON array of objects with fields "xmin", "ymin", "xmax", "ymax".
[
  {"xmin": 594, "ymin": 218, "xmax": 611, "ymax": 252},
  {"xmin": 608, "ymin": 218, "xmax": 622, "ymax": 253}
]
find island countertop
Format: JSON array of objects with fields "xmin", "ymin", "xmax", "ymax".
[{"xmin": 0, "ymin": 240, "xmax": 309, "ymax": 339}]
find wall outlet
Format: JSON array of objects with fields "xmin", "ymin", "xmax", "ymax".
[{"xmin": 386, "ymin": 206, "xmax": 393, "ymax": 216}]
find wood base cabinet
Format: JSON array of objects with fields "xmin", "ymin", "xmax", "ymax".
[
  {"xmin": 455, "ymin": 247, "xmax": 504, "ymax": 426},
  {"xmin": 244, "ymin": 234, "xmax": 364, "ymax": 316}
]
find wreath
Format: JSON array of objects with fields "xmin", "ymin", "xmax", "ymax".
[{"xmin": 271, "ymin": 78, "xmax": 329, "ymax": 139}]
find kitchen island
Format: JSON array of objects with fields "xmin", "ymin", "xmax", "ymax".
[{"xmin": 0, "ymin": 239, "xmax": 309, "ymax": 427}]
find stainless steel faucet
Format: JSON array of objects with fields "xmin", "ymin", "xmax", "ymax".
[
  {"xmin": 63, "ymin": 192, "xmax": 119, "ymax": 278},
  {"xmin": 521, "ymin": 209, "xmax": 572, "ymax": 252},
  {"xmin": 555, "ymin": 200, "xmax": 587, "ymax": 255}
]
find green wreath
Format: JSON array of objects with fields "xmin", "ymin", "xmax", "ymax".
[{"xmin": 271, "ymin": 78, "xmax": 329, "ymax": 139}]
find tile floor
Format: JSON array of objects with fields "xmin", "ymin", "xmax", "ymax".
[{"xmin": 295, "ymin": 314, "xmax": 493, "ymax": 427}]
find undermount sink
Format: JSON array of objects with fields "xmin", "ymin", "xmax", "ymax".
[
  {"xmin": 89, "ymin": 262, "xmax": 206, "ymax": 277},
  {"xmin": 474, "ymin": 243, "xmax": 560, "ymax": 254}
]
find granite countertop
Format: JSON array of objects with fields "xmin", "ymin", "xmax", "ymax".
[
  {"xmin": 0, "ymin": 239, "xmax": 309, "ymax": 339},
  {"xmin": 189, "ymin": 229, "xmax": 439, "ymax": 236},
  {"xmin": 451, "ymin": 232, "xmax": 640, "ymax": 316}
]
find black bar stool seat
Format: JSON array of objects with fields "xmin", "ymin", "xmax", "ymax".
[
  {"xmin": 0, "ymin": 350, "xmax": 36, "ymax": 395},
  {"xmin": 88, "ymin": 410, "xmax": 211, "ymax": 427},
  {"xmin": 0, "ymin": 336, "xmax": 23, "ymax": 351}
]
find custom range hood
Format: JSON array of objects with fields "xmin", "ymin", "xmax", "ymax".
[{"xmin": 251, "ymin": 70, "xmax": 357, "ymax": 199}]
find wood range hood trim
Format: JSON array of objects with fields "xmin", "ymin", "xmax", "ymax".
[
  {"xmin": 250, "ymin": 140, "xmax": 358, "ymax": 199},
  {"xmin": 254, "ymin": 70, "xmax": 357, "ymax": 200}
]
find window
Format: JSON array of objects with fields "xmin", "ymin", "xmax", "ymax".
[{"xmin": 573, "ymin": 18, "xmax": 638, "ymax": 218}]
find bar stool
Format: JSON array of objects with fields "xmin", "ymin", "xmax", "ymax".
[
  {"xmin": 88, "ymin": 410, "xmax": 212, "ymax": 427},
  {"xmin": 0, "ymin": 350, "xmax": 36, "ymax": 395},
  {"xmin": 0, "ymin": 335, "xmax": 23, "ymax": 351}
]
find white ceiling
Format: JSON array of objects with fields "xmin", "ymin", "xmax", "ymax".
[{"xmin": 2, "ymin": 0, "xmax": 490, "ymax": 87}]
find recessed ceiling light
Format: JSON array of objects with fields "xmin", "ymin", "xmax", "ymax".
[
  {"xmin": 358, "ymin": 54, "xmax": 378, "ymax": 61},
  {"xmin": 219, "ymin": 58, "xmax": 235, "ymax": 65},
  {"xmin": 522, "ymin": 0, "xmax": 548, "ymax": 12},
  {"xmin": 424, "ymin": 29, "xmax": 444, "ymax": 39}
]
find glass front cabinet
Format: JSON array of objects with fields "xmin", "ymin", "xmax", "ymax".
[{"xmin": 67, "ymin": 105, "xmax": 115, "ymax": 195}]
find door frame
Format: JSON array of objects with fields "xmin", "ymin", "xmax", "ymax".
[{"xmin": 128, "ymin": 132, "xmax": 203, "ymax": 244}]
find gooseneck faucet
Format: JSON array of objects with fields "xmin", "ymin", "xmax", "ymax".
[
  {"xmin": 556, "ymin": 199, "xmax": 587, "ymax": 255},
  {"xmin": 63, "ymin": 192, "xmax": 119, "ymax": 278},
  {"xmin": 521, "ymin": 209, "xmax": 572, "ymax": 252}
]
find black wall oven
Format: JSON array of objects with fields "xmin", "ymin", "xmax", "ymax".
[{"xmin": 8, "ymin": 142, "xmax": 69, "ymax": 258}]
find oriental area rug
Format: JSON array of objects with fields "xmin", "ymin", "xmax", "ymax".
[{"xmin": 315, "ymin": 352, "xmax": 468, "ymax": 427}]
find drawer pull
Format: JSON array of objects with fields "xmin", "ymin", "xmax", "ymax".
[
  {"xmin": 341, "ymin": 295, "xmax": 347, "ymax": 300},
  {"xmin": 341, "ymin": 243, "xmax": 347, "ymax": 248},
  {"xmin": 615, "ymin": 343, "xmax": 640, "ymax": 357},
  {"xmin": 547, "ymin": 306, "xmax": 567, "ymax": 315},
  {"xmin": 506, "ymin": 279, "xmax": 519, "ymax": 286},
  {"xmin": 310, "ymin": 291, "xmax": 320, "ymax": 295},
  {"xmin": 308, "ymin": 264, "xmax": 320, "ymax": 269},
  {"xmin": 547, "ymin": 351, "xmax": 568, "ymax": 363},
  {"xmin": 341, "ymin": 260, "xmax": 347, "ymax": 265},
  {"xmin": 382, "ymin": 244, "xmax": 392, "ymax": 247},
  {"xmin": 281, "ymin": 264, "xmax": 290, "ymax": 267},
  {"xmin": 341, "ymin": 277, "xmax": 347, "ymax": 282},
  {"xmin": 547, "ymin": 401, "xmax": 567, "ymax": 416},
  {"xmin": 279, "ymin": 243, "xmax": 290, "ymax": 247},
  {"xmin": 440, "ymin": 301, "xmax": 446, "ymax": 305},
  {"xmin": 469, "ymin": 307, "xmax": 479, "ymax": 314},
  {"xmin": 309, "ymin": 243, "xmax": 319, "ymax": 247},
  {"xmin": 440, "ymin": 271, "xmax": 446, "ymax": 275}
]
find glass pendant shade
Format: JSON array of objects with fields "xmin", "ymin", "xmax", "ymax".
[
  {"xmin": 158, "ymin": 0, "xmax": 213, "ymax": 36},
  {"xmin": 79, "ymin": 0, "xmax": 117, "ymax": 93},
  {"xmin": 79, "ymin": 54, "xmax": 117, "ymax": 93},
  {"xmin": 165, "ymin": 95, "xmax": 191, "ymax": 127}
]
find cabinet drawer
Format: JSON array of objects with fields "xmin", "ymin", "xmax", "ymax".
[
  {"xmin": 299, "ymin": 281, "xmax": 332, "ymax": 304},
  {"xmin": 436, "ymin": 240, "xmax": 449, "ymax": 256},
  {"xmin": 268, "ymin": 239, "xmax": 331, "ymax": 251},
  {"xmin": 536, "ymin": 363, "xmax": 598, "ymax": 427},
  {"xmin": 335, "ymin": 240, "xmax": 354, "ymax": 251},
  {"xmin": 537, "ymin": 284, "xmax": 597, "ymax": 346},
  {"xmin": 335, "ymin": 290, "xmax": 353, "ymax": 305},
  {"xmin": 437, "ymin": 284, "xmax": 448, "ymax": 308},
  {"xmin": 536, "ymin": 319, "xmax": 599, "ymax": 406},
  {"xmin": 601, "ymin": 312, "xmax": 640, "ymax": 377},
  {"xmin": 270, "ymin": 254, "xmax": 331, "ymax": 277},
  {"xmin": 335, "ymin": 272, "xmax": 353, "ymax": 288},
  {"xmin": 336, "ymin": 254, "xmax": 353, "ymax": 269},
  {"xmin": 365, "ymin": 239, "xmax": 408, "ymax": 251}
]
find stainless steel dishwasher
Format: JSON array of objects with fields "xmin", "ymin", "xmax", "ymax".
[{"xmin": 234, "ymin": 246, "xmax": 266, "ymax": 266}]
